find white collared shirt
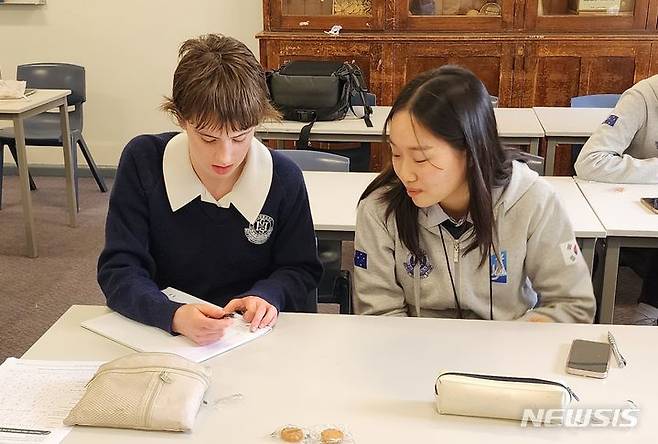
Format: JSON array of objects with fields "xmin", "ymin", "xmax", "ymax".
[{"xmin": 162, "ymin": 132, "xmax": 273, "ymax": 224}]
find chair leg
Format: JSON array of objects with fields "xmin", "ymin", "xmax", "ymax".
[
  {"xmin": 7, "ymin": 142, "xmax": 37, "ymax": 191},
  {"xmin": 77, "ymin": 135, "xmax": 108, "ymax": 192},
  {"xmin": 333, "ymin": 270, "xmax": 353, "ymax": 315},
  {"xmin": 0, "ymin": 144, "xmax": 4, "ymax": 210},
  {"xmin": 70, "ymin": 135, "xmax": 80, "ymax": 212}
]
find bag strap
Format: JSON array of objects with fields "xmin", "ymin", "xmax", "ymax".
[
  {"xmin": 344, "ymin": 63, "xmax": 373, "ymax": 128},
  {"xmin": 295, "ymin": 115, "xmax": 317, "ymax": 149}
]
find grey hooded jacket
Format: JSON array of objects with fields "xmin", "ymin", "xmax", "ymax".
[
  {"xmin": 354, "ymin": 161, "xmax": 595, "ymax": 323},
  {"xmin": 575, "ymin": 75, "xmax": 658, "ymax": 183}
]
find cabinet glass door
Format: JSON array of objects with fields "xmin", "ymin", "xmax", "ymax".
[
  {"xmin": 398, "ymin": 0, "xmax": 515, "ymax": 31},
  {"xmin": 272, "ymin": 0, "xmax": 385, "ymax": 30},
  {"xmin": 527, "ymin": 0, "xmax": 648, "ymax": 30}
]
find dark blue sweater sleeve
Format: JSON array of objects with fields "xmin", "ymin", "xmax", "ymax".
[
  {"xmin": 97, "ymin": 136, "xmax": 182, "ymax": 333},
  {"xmin": 240, "ymin": 165, "xmax": 322, "ymax": 312}
]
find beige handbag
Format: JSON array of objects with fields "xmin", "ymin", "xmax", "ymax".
[{"xmin": 64, "ymin": 352, "xmax": 210, "ymax": 432}]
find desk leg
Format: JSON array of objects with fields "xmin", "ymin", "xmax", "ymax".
[
  {"xmin": 545, "ymin": 139, "xmax": 558, "ymax": 176},
  {"xmin": 600, "ymin": 237, "xmax": 621, "ymax": 324},
  {"xmin": 12, "ymin": 117, "xmax": 38, "ymax": 258},
  {"xmin": 530, "ymin": 138, "xmax": 539, "ymax": 156},
  {"xmin": 581, "ymin": 238, "xmax": 595, "ymax": 277},
  {"xmin": 60, "ymin": 100, "xmax": 77, "ymax": 226}
]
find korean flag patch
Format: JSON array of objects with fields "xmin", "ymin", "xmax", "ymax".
[
  {"xmin": 560, "ymin": 240, "xmax": 580, "ymax": 266},
  {"xmin": 603, "ymin": 115, "xmax": 619, "ymax": 127},
  {"xmin": 354, "ymin": 250, "xmax": 368, "ymax": 269}
]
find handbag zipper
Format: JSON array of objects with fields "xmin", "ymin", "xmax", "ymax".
[
  {"xmin": 142, "ymin": 371, "xmax": 169, "ymax": 427},
  {"xmin": 435, "ymin": 372, "xmax": 579, "ymax": 402},
  {"xmin": 86, "ymin": 365, "xmax": 209, "ymax": 388}
]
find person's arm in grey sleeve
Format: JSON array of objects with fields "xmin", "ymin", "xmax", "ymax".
[
  {"xmin": 353, "ymin": 199, "xmax": 408, "ymax": 316},
  {"xmin": 574, "ymin": 90, "xmax": 658, "ymax": 184},
  {"xmin": 519, "ymin": 187, "xmax": 596, "ymax": 323}
]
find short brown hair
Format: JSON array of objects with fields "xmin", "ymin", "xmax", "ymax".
[{"xmin": 162, "ymin": 34, "xmax": 279, "ymax": 131}]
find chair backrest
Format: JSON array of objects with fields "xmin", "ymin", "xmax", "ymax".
[
  {"xmin": 570, "ymin": 94, "xmax": 620, "ymax": 109},
  {"xmin": 517, "ymin": 151, "xmax": 545, "ymax": 176},
  {"xmin": 276, "ymin": 149, "xmax": 350, "ymax": 172},
  {"xmin": 17, "ymin": 63, "xmax": 86, "ymax": 131},
  {"xmin": 17, "ymin": 63, "xmax": 86, "ymax": 105}
]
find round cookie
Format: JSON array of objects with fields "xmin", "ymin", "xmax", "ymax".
[
  {"xmin": 280, "ymin": 426, "xmax": 304, "ymax": 443},
  {"xmin": 320, "ymin": 428, "xmax": 344, "ymax": 444}
]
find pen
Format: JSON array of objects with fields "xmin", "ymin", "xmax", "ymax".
[
  {"xmin": 0, "ymin": 427, "xmax": 51, "ymax": 435},
  {"xmin": 608, "ymin": 331, "xmax": 627, "ymax": 368}
]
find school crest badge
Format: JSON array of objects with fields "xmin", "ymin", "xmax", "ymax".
[
  {"xmin": 404, "ymin": 252, "xmax": 433, "ymax": 279},
  {"xmin": 245, "ymin": 214, "xmax": 274, "ymax": 245}
]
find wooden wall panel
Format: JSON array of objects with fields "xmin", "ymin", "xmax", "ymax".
[{"xmin": 396, "ymin": 42, "xmax": 514, "ymax": 105}]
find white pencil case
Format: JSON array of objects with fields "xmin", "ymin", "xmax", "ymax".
[{"xmin": 434, "ymin": 372, "xmax": 578, "ymax": 422}]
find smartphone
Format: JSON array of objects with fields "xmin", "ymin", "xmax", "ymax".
[
  {"xmin": 641, "ymin": 197, "xmax": 658, "ymax": 214},
  {"xmin": 566, "ymin": 339, "xmax": 611, "ymax": 378}
]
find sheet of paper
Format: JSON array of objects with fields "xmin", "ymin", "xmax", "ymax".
[
  {"xmin": 81, "ymin": 287, "xmax": 272, "ymax": 362},
  {"xmin": 0, "ymin": 359, "xmax": 101, "ymax": 444}
]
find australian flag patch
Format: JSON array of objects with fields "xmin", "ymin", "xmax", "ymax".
[
  {"xmin": 354, "ymin": 250, "xmax": 368, "ymax": 269},
  {"xmin": 603, "ymin": 115, "xmax": 619, "ymax": 127}
]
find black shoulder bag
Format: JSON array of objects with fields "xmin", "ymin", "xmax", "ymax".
[{"xmin": 267, "ymin": 60, "xmax": 373, "ymax": 149}]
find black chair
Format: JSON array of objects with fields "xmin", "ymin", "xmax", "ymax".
[
  {"xmin": 277, "ymin": 149, "xmax": 353, "ymax": 314},
  {"xmin": 0, "ymin": 63, "xmax": 108, "ymax": 210}
]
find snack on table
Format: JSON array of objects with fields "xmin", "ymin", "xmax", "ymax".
[{"xmin": 320, "ymin": 427, "xmax": 345, "ymax": 443}]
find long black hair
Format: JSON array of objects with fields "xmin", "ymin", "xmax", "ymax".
[{"xmin": 361, "ymin": 65, "xmax": 519, "ymax": 266}]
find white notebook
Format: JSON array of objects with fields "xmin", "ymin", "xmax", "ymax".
[{"xmin": 81, "ymin": 287, "xmax": 272, "ymax": 362}]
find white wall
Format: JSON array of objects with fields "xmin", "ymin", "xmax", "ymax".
[{"xmin": 0, "ymin": 0, "xmax": 263, "ymax": 168}]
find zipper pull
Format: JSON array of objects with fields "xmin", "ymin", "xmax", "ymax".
[
  {"xmin": 159, "ymin": 371, "xmax": 172, "ymax": 384},
  {"xmin": 453, "ymin": 241, "xmax": 460, "ymax": 263}
]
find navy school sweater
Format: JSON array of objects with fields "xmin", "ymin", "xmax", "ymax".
[{"xmin": 97, "ymin": 132, "xmax": 323, "ymax": 333}]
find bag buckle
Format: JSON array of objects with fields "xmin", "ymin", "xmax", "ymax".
[{"xmin": 295, "ymin": 110, "xmax": 316, "ymax": 122}]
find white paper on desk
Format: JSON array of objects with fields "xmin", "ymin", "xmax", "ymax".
[
  {"xmin": 81, "ymin": 287, "xmax": 272, "ymax": 362},
  {"xmin": 0, "ymin": 358, "xmax": 101, "ymax": 444}
]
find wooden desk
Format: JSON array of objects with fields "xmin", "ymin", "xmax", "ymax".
[
  {"xmin": 533, "ymin": 107, "xmax": 612, "ymax": 176},
  {"xmin": 576, "ymin": 180, "xmax": 658, "ymax": 324},
  {"xmin": 0, "ymin": 89, "xmax": 77, "ymax": 257},
  {"xmin": 22, "ymin": 305, "xmax": 658, "ymax": 443},
  {"xmin": 258, "ymin": 107, "xmax": 543, "ymax": 153}
]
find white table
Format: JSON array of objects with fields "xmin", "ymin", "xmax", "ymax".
[
  {"xmin": 303, "ymin": 171, "xmax": 377, "ymax": 241},
  {"xmin": 0, "ymin": 89, "xmax": 77, "ymax": 257},
  {"xmin": 543, "ymin": 177, "xmax": 606, "ymax": 274},
  {"xmin": 303, "ymin": 172, "xmax": 604, "ymax": 272},
  {"xmin": 493, "ymin": 108, "xmax": 544, "ymax": 155},
  {"xmin": 533, "ymin": 107, "xmax": 612, "ymax": 176},
  {"xmin": 576, "ymin": 180, "xmax": 658, "ymax": 324},
  {"xmin": 22, "ymin": 305, "xmax": 658, "ymax": 442},
  {"xmin": 258, "ymin": 107, "xmax": 544, "ymax": 153}
]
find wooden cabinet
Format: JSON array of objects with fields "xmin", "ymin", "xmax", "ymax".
[
  {"xmin": 260, "ymin": 1, "xmax": 658, "ymax": 173},
  {"xmin": 517, "ymin": 40, "xmax": 652, "ymax": 107},
  {"xmin": 393, "ymin": 39, "xmax": 516, "ymax": 105}
]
